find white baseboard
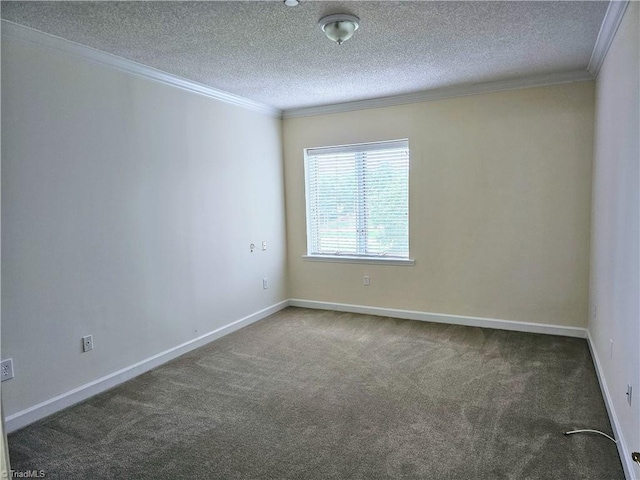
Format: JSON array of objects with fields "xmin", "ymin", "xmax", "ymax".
[
  {"xmin": 291, "ymin": 300, "xmax": 636, "ymax": 474},
  {"xmin": 587, "ymin": 331, "xmax": 637, "ymax": 480},
  {"xmin": 4, "ymin": 299, "xmax": 590, "ymax": 434},
  {"xmin": 289, "ymin": 299, "xmax": 587, "ymax": 338},
  {"xmin": 5, "ymin": 300, "xmax": 289, "ymax": 433}
]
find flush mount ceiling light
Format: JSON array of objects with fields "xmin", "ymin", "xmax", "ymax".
[
  {"xmin": 283, "ymin": 0, "xmax": 299, "ymax": 6},
  {"xmin": 318, "ymin": 14, "xmax": 360, "ymax": 45}
]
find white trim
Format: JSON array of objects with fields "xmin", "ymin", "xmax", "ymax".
[
  {"xmin": 587, "ymin": 0, "xmax": 630, "ymax": 77},
  {"xmin": 4, "ymin": 300, "xmax": 289, "ymax": 433},
  {"xmin": 586, "ymin": 331, "xmax": 637, "ymax": 480},
  {"xmin": 283, "ymin": 70, "xmax": 594, "ymax": 118},
  {"xmin": 289, "ymin": 299, "xmax": 587, "ymax": 338},
  {"xmin": 0, "ymin": 20, "xmax": 282, "ymax": 118},
  {"xmin": 1, "ymin": 19, "xmax": 600, "ymax": 120},
  {"xmin": 302, "ymin": 255, "xmax": 415, "ymax": 266}
]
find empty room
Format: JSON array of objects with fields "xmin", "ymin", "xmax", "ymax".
[{"xmin": 0, "ymin": 1, "xmax": 638, "ymax": 479}]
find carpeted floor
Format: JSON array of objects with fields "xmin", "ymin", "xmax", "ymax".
[{"xmin": 8, "ymin": 307, "xmax": 624, "ymax": 479}]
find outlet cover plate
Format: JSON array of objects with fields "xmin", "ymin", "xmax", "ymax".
[
  {"xmin": 1, "ymin": 358, "xmax": 14, "ymax": 381},
  {"xmin": 82, "ymin": 335, "xmax": 94, "ymax": 352}
]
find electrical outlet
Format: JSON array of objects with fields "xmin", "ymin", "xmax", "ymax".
[
  {"xmin": 627, "ymin": 383, "xmax": 633, "ymax": 406},
  {"xmin": 263, "ymin": 278, "xmax": 269, "ymax": 290},
  {"xmin": 250, "ymin": 243, "xmax": 255, "ymax": 253},
  {"xmin": 82, "ymin": 335, "xmax": 94, "ymax": 352},
  {"xmin": 262, "ymin": 241, "xmax": 267, "ymax": 251},
  {"xmin": 363, "ymin": 276, "xmax": 370, "ymax": 286},
  {"xmin": 1, "ymin": 359, "xmax": 14, "ymax": 382}
]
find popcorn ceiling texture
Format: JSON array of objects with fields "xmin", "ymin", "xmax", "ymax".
[{"xmin": 1, "ymin": 1, "xmax": 608, "ymax": 110}]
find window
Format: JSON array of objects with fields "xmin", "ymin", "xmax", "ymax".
[{"xmin": 304, "ymin": 139, "xmax": 411, "ymax": 264}]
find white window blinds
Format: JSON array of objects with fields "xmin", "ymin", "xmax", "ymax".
[{"xmin": 305, "ymin": 139, "xmax": 409, "ymax": 258}]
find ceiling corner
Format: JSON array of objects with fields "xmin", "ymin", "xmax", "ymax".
[{"xmin": 587, "ymin": 0, "xmax": 630, "ymax": 77}]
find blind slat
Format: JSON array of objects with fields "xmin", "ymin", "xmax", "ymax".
[{"xmin": 305, "ymin": 140, "xmax": 409, "ymax": 258}]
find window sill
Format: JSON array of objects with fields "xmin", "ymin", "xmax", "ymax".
[{"xmin": 302, "ymin": 255, "xmax": 415, "ymax": 266}]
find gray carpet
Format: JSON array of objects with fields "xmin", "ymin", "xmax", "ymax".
[{"xmin": 8, "ymin": 307, "xmax": 624, "ymax": 479}]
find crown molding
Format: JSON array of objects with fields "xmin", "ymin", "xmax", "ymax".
[
  {"xmin": 2, "ymin": 16, "xmax": 605, "ymax": 121},
  {"xmin": 283, "ymin": 69, "xmax": 594, "ymax": 118},
  {"xmin": 587, "ymin": 0, "xmax": 630, "ymax": 77},
  {"xmin": 1, "ymin": 20, "xmax": 282, "ymax": 118}
]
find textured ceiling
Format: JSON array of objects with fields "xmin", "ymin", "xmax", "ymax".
[{"xmin": 1, "ymin": 1, "xmax": 608, "ymax": 111}]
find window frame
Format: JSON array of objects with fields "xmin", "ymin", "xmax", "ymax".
[{"xmin": 303, "ymin": 139, "xmax": 414, "ymax": 266}]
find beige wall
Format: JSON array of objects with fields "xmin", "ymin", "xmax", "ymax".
[
  {"xmin": 284, "ymin": 83, "xmax": 595, "ymax": 327},
  {"xmin": 589, "ymin": 2, "xmax": 639, "ymax": 476}
]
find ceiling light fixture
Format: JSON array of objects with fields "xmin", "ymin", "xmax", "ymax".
[
  {"xmin": 283, "ymin": 0, "xmax": 299, "ymax": 6},
  {"xmin": 318, "ymin": 14, "xmax": 360, "ymax": 45}
]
